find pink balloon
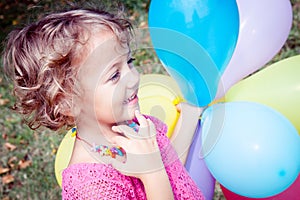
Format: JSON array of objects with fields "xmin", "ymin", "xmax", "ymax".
[
  {"xmin": 221, "ymin": 173, "xmax": 300, "ymax": 200},
  {"xmin": 216, "ymin": 0, "xmax": 293, "ymax": 99}
]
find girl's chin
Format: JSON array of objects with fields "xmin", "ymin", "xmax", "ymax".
[
  {"xmin": 128, "ymin": 105, "xmax": 140, "ymax": 117},
  {"xmin": 128, "ymin": 108, "xmax": 139, "ymax": 120}
]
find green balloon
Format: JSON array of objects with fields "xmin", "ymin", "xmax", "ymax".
[{"xmin": 225, "ymin": 55, "xmax": 300, "ymax": 134}]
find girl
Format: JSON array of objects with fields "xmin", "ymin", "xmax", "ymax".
[{"xmin": 3, "ymin": 7, "xmax": 204, "ymax": 200}]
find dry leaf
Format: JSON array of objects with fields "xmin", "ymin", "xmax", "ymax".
[
  {"xmin": 139, "ymin": 21, "xmax": 147, "ymax": 29},
  {"xmin": 2, "ymin": 174, "xmax": 14, "ymax": 184},
  {"xmin": 18, "ymin": 160, "xmax": 32, "ymax": 169},
  {"xmin": 0, "ymin": 166, "xmax": 10, "ymax": 175},
  {"xmin": 2, "ymin": 133, "xmax": 8, "ymax": 140},
  {"xmin": 4, "ymin": 142, "xmax": 17, "ymax": 151},
  {"xmin": 20, "ymin": 140, "xmax": 28, "ymax": 145},
  {"xmin": 0, "ymin": 98, "xmax": 9, "ymax": 106},
  {"xmin": 8, "ymin": 156, "xmax": 17, "ymax": 168},
  {"xmin": 52, "ymin": 148, "xmax": 57, "ymax": 155},
  {"xmin": 2, "ymin": 196, "xmax": 10, "ymax": 200}
]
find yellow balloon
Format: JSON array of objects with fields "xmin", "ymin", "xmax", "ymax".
[
  {"xmin": 225, "ymin": 55, "xmax": 300, "ymax": 134},
  {"xmin": 138, "ymin": 74, "xmax": 183, "ymax": 137},
  {"xmin": 55, "ymin": 74, "xmax": 184, "ymax": 187},
  {"xmin": 54, "ymin": 129, "xmax": 75, "ymax": 187}
]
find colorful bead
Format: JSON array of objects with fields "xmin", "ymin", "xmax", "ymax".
[
  {"xmin": 72, "ymin": 127, "xmax": 127, "ymax": 163},
  {"xmin": 91, "ymin": 143, "xmax": 126, "ymax": 159},
  {"xmin": 126, "ymin": 120, "xmax": 139, "ymax": 132},
  {"xmin": 71, "ymin": 127, "xmax": 77, "ymax": 137}
]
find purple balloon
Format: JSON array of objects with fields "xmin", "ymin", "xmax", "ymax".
[
  {"xmin": 185, "ymin": 120, "xmax": 215, "ymax": 200},
  {"xmin": 215, "ymin": 0, "xmax": 293, "ymax": 99}
]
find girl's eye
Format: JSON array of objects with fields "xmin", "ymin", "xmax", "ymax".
[{"xmin": 109, "ymin": 70, "xmax": 120, "ymax": 82}]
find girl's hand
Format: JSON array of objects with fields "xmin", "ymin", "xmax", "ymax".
[
  {"xmin": 171, "ymin": 102, "xmax": 203, "ymax": 164},
  {"xmin": 111, "ymin": 110, "xmax": 164, "ymax": 179},
  {"xmin": 111, "ymin": 110, "xmax": 174, "ymax": 199}
]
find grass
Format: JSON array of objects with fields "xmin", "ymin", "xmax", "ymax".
[{"xmin": 0, "ymin": 0, "xmax": 299, "ymax": 199}]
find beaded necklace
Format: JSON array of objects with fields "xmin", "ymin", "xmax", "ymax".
[
  {"xmin": 71, "ymin": 120, "xmax": 139, "ymax": 164},
  {"xmin": 72, "ymin": 127, "xmax": 127, "ymax": 163}
]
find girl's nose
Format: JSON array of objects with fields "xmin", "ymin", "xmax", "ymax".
[{"xmin": 124, "ymin": 65, "xmax": 140, "ymax": 89}]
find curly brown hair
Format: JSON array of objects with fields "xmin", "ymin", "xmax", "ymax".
[{"xmin": 2, "ymin": 8, "xmax": 133, "ymax": 131}]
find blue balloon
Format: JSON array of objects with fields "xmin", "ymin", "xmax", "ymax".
[
  {"xmin": 185, "ymin": 120, "xmax": 215, "ymax": 200},
  {"xmin": 149, "ymin": 28, "xmax": 219, "ymax": 106},
  {"xmin": 149, "ymin": 0, "xmax": 239, "ymax": 106},
  {"xmin": 201, "ymin": 102, "xmax": 300, "ymax": 198}
]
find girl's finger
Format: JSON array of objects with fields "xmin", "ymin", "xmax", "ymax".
[
  {"xmin": 112, "ymin": 124, "xmax": 133, "ymax": 135},
  {"xmin": 147, "ymin": 118, "xmax": 157, "ymax": 138},
  {"xmin": 112, "ymin": 124, "xmax": 148, "ymax": 139},
  {"xmin": 135, "ymin": 110, "xmax": 148, "ymax": 127}
]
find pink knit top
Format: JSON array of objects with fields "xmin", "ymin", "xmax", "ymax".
[{"xmin": 62, "ymin": 116, "xmax": 204, "ymax": 199}]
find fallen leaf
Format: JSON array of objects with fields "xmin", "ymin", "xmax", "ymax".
[
  {"xmin": 52, "ymin": 148, "xmax": 57, "ymax": 155},
  {"xmin": 8, "ymin": 156, "xmax": 17, "ymax": 168},
  {"xmin": 139, "ymin": 21, "xmax": 147, "ymax": 29},
  {"xmin": 2, "ymin": 196, "xmax": 10, "ymax": 200},
  {"xmin": 18, "ymin": 160, "xmax": 32, "ymax": 169},
  {"xmin": 0, "ymin": 98, "xmax": 9, "ymax": 106},
  {"xmin": 4, "ymin": 142, "xmax": 17, "ymax": 151},
  {"xmin": 2, "ymin": 133, "xmax": 8, "ymax": 140},
  {"xmin": 0, "ymin": 166, "xmax": 10, "ymax": 175},
  {"xmin": 2, "ymin": 174, "xmax": 14, "ymax": 184},
  {"xmin": 20, "ymin": 140, "xmax": 28, "ymax": 145}
]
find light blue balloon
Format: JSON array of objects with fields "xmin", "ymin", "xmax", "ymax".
[
  {"xmin": 148, "ymin": 0, "xmax": 239, "ymax": 106},
  {"xmin": 201, "ymin": 102, "xmax": 300, "ymax": 198}
]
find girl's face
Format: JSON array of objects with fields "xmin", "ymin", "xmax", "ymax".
[{"xmin": 77, "ymin": 31, "xmax": 140, "ymax": 126}]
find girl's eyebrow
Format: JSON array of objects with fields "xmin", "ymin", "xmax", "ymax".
[
  {"xmin": 102, "ymin": 58, "xmax": 123, "ymax": 79},
  {"xmin": 104, "ymin": 61, "xmax": 119, "ymax": 75},
  {"xmin": 102, "ymin": 49, "xmax": 131, "ymax": 77}
]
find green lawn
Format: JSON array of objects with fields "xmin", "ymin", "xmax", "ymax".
[{"xmin": 1, "ymin": 0, "xmax": 299, "ymax": 199}]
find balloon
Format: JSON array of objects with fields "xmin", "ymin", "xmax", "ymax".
[
  {"xmin": 55, "ymin": 74, "xmax": 182, "ymax": 186},
  {"xmin": 149, "ymin": 0, "xmax": 239, "ymax": 106},
  {"xmin": 185, "ymin": 120, "xmax": 215, "ymax": 200},
  {"xmin": 55, "ymin": 128, "xmax": 76, "ymax": 187},
  {"xmin": 201, "ymin": 102, "xmax": 300, "ymax": 198},
  {"xmin": 225, "ymin": 55, "xmax": 300, "ymax": 134},
  {"xmin": 221, "ymin": 173, "xmax": 300, "ymax": 200},
  {"xmin": 138, "ymin": 74, "xmax": 182, "ymax": 137},
  {"xmin": 216, "ymin": 0, "xmax": 293, "ymax": 98}
]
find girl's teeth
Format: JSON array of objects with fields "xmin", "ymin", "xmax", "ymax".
[{"xmin": 125, "ymin": 94, "xmax": 135, "ymax": 104}]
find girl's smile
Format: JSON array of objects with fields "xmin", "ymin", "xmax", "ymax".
[{"xmin": 123, "ymin": 91, "xmax": 139, "ymax": 106}]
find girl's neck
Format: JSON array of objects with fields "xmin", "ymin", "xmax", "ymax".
[{"xmin": 75, "ymin": 118, "xmax": 119, "ymax": 146}]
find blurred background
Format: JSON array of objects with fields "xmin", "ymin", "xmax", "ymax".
[{"xmin": 0, "ymin": 0, "xmax": 299, "ymax": 199}]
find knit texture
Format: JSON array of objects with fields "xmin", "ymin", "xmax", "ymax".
[{"xmin": 62, "ymin": 116, "xmax": 204, "ymax": 200}]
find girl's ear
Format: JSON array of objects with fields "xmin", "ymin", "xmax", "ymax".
[
  {"xmin": 69, "ymin": 97, "xmax": 82, "ymax": 117},
  {"xmin": 59, "ymin": 98, "xmax": 81, "ymax": 118},
  {"xmin": 70, "ymin": 105, "xmax": 81, "ymax": 117}
]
